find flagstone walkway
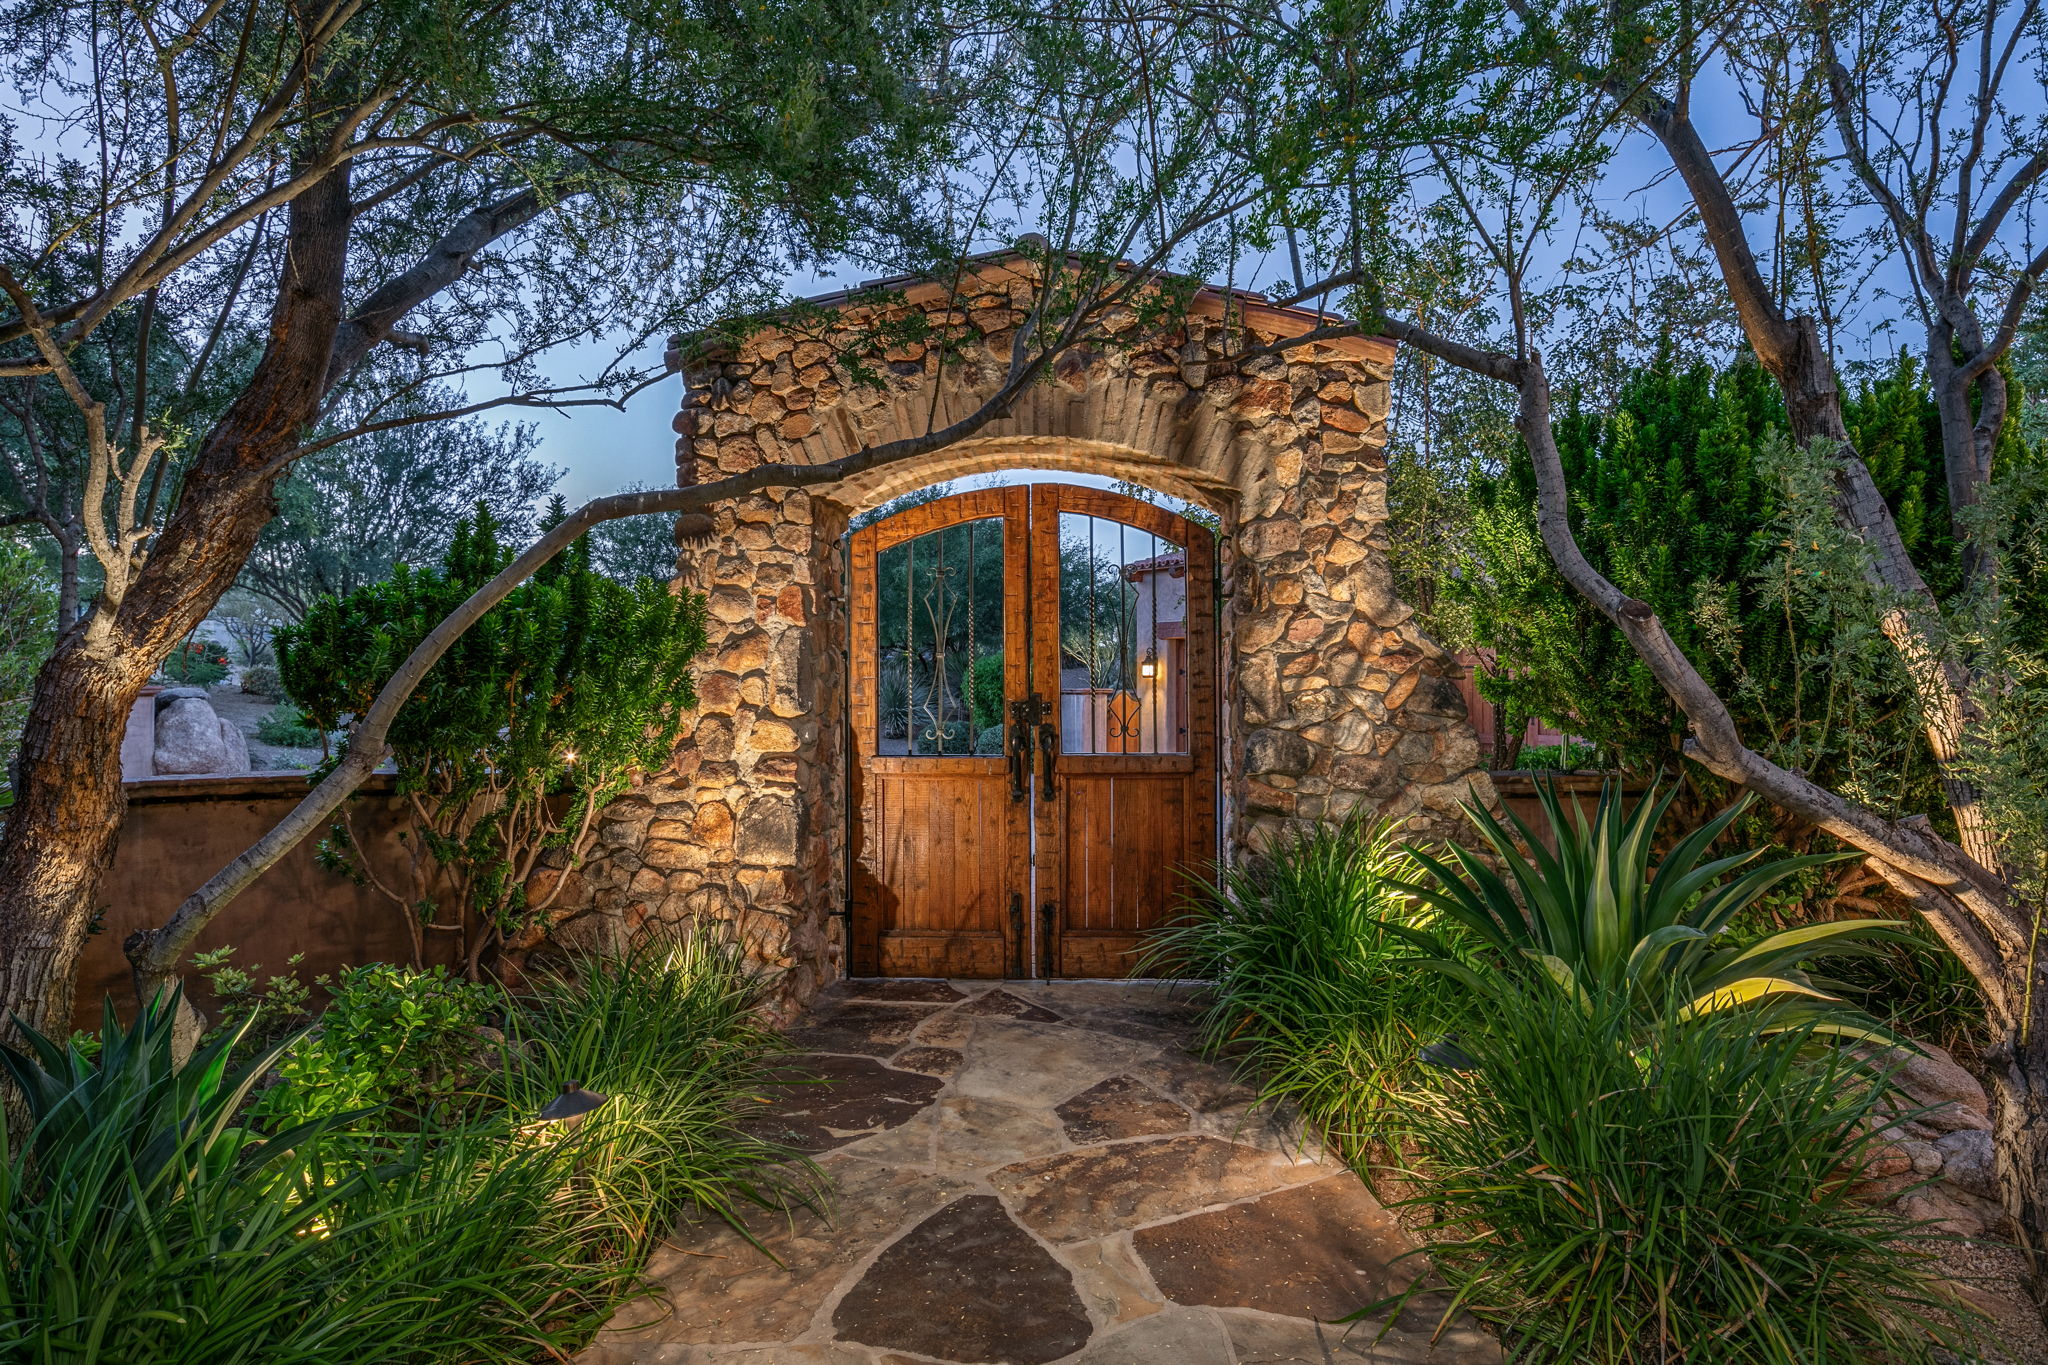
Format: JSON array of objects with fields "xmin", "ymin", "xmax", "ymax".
[{"xmin": 577, "ymin": 979, "xmax": 1501, "ymax": 1365}]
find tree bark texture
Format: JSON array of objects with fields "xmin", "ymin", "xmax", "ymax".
[
  {"xmin": 1988, "ymin": 1024, "xmax": 2048, "ymax": 1300},
  {"xmin": 0, "ymin": 164, "xmax": 354, "ymax": 1044}
]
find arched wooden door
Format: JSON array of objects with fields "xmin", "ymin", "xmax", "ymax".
[{"xmin": 848, "ymin": 484, "xmax": 1217, "ymax": 978}]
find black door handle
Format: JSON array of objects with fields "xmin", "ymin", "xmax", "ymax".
[
  {"xmin": 1010, "ymin": 892, "xmax": 1026, "ymax": 977},
  {"xmin": 1039, "ymin": 900, "xmax": 1056, "ymax": 977},
  {"xmin": 1006, "ymin": 722, "xmax": 1031, "ymax": 801},
  {"xmin": 1037, "ymin": 722, "xmax": 1059, "ymax": 801}
]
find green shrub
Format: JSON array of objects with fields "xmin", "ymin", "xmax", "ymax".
[
  {"xmin": 254, "ymin": 702, "xmax": 323, "ymax": 748},
  {"xmin": 1511, "ymin": 739, "xmax": 1597, "ymax": 770},
  {"xmin": 1, "ymin": 932, "xmax": 795, "ymax": 1362},
  {"xmin": 160, "ymin": 636, "xmax": 232, "ymax": 686},
  {"xmin": 1395, "ymin": 779, "xmax": 1907, "ymax": 1039},
  {"xmin": 240, "ymin": 662, "xmax": 286, "ymax": 699},
  {"xmin": 279, "ymin": 503, "xmax": 708, "ymax": 973},
  {"xmin": 1142, "ymin": 817, "xmax": 1461, "ymax": 1153},
  {"xmin": 1387, "ymin": 987, "xmax": 1976, "ymax": 1362},
  {"xmin": 0, "ymin": 995, "xmax": 539, "ymax": 1363},
  {"xmin": 257, "ymin": 963, "xmax": 499, "ymax": 1128},
  {"xmin": 193, "ymin": 944, "xmax": 314, "ymax": 1051},
  {"xmin": 967, "ymin": 650, "xmax": 1006, "ymax": 732}
]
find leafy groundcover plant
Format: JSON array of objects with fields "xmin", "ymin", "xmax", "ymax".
[
  {"xmin": 0, "ymin": 929, "xmax": 798, "ymax": 1363},
  {"xmin": 1382, "ymin": 987, "xmax": 1977, "ymax": 1363},
  {"xmin": 1142, "ymin": 816, "xmax": 1463, "ymax": 1154}
]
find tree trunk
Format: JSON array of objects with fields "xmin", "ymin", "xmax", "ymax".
[
  {"xmin": 0, "ymin": 163, "xmax": 352, "ymax": 1048},
  {"xmin": 0, "ymin": 642, "xmax": 154, "ymax": 1036},
  {"xmin": 54, "ymin": 533, "xmax": 80, "ymax": 633},
  {"xmin": 1986, "ymin": 1003, "xmax": 2048, "ymax": 1305},
  {"xmin": 1493, "ymin": 707, "xmax": 1525, "ymax": 770}
]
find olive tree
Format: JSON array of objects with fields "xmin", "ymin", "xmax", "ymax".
[
  {"xmin": 1240, "ymin": 0, "xmax": 2048, "ymax": 1297},
  {"xmin": 0, "ymin": 0, "xmax": 958, "ymax": 1045}
]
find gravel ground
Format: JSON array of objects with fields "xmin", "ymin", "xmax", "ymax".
[
  {"xmin": 207, "ymin": 683, "xmax": 325, "ymax": 772},
  {"xmin": 1934, "ymin": 1238, "xmax": 2047, "ymax": 1363}
]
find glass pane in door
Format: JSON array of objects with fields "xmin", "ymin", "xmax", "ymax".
[
  {"xmin": 1056, "ymin": 512, "xmax": 1189, "ymax": 755},
  {"xmin": 874, "ymin": 516, "xmax": 1006, "ymax": 756}
]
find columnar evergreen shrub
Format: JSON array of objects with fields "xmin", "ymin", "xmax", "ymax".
[
  {"xmin": 277, "ymin": 502, "xmax": 708, "ymax": 975},
  {"xmin": 1444, "ymin": 352, "xmax": 2046, "ymax": 803}
]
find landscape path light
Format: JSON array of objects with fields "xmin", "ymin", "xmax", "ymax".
[{"xmin": 537, "ymin": 1081, "xmax": 609, "ymax": 1127}]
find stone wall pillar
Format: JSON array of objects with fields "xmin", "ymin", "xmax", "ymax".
[
  {"xmin": 1227, "ymin": 358, "xmax": 1490, "ymax": 852},
  {"xmin": 650, "ymin": 487, "xmax": 846, "ymax": 999},
  {"xmin": 542, "ymin": 486, "xmax": 847, "ymax": 1012}
]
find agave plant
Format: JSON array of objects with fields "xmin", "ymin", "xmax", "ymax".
[{"xmin": 1393, "ymin": 779, "xmax": 1909, "ymax": 1039}]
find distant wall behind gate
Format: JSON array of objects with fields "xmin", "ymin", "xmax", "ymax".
[{"xmin": 73, "ymin": 774, "xmax": 454, "ymax": 1033}]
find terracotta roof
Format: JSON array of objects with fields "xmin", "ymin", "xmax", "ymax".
[{"xmin": 1122, "ymin": 551, "xmax": 1187, "ymax": 581}]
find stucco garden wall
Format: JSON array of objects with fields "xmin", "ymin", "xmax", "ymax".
[{"xmin": 549, "ymin": 260, "xmax": 1492, "ymax": 1009}]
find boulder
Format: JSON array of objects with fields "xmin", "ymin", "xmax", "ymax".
[
  {"xmin": 216, "ymin": 714, "xmax": 250, "ymax": 772},
  {"xmin": 1935, "ymin": 1128, "xmax": 2000, "ymax": 1201},
  {"xmin": 152, "ymin": 695, "xmax": 248, "ymax": 775},
  {"xmin": 1868, "ymin": 1041, "xmax": 1992, "ymax": 1135},
  {"xmin": 1897, "ymin": 1182, "xmax": 2009, "ymax": 1240}
]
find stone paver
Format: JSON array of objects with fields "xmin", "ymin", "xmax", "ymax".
[
  {"xmin": 577, "ymin": 981, "xmax": 1499, "ymax": 1365},
  {"xmin": 1056, "ymin": 1076, "xmax": 1190, "ymax": 1144}
]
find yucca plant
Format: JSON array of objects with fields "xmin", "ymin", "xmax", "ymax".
[{"xmin": 1393, "ymin": 780, "xmax": 1907, "ymax": 1039}]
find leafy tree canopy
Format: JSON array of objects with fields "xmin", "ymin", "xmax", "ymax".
[{"xmin": 242, "ymin": 395, "xmax": 560, "ymax": 620}]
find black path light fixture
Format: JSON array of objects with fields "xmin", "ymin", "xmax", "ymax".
[
  {"xmin": 1418, "ymin": 1037, "xmax": 1480, "ymax": 1072},
  {"xmin": 538, "ymin": 1081, "xmax": 610, "ymax": 1126}
]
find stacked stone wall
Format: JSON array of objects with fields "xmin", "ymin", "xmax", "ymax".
[{"xmin": 554, "ymin": 261, "xmax": 1492, "ymax": 1008}]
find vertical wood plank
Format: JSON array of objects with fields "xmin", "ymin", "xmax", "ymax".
[{"xmin": 849, "ymin": 488, "xmax": 1031, "ymax": 978}]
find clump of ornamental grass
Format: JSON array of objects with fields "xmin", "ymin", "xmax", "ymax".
[
  {"xmin": 0, "ymin": 927, "xmax": 796, "ymax": 1362},
  {"xmin": 1378, "ymin": 985, "xmax": 1979, "ymax": 1364},
  {"xmin": 1141, "ymin": 815, "xmax": 1465, "ymax": 1153},
  {"xmin": 503, "ymin": 928, "xmax": 819, "ymax": 1256}
]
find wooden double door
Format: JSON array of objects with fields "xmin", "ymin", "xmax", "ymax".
[{"xmin": 849, "ymin": 484, "xmax": 1218, "ymax": 978}]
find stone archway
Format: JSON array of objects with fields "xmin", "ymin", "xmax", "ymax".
[{"xmin": 555, "ymin": 258, "xmax": 1492, "ymax": 1009}]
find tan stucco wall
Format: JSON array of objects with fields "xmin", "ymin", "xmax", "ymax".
[{"xmin": 75, "ymin": 774, "xmax": 458, "ymax": 1031}]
